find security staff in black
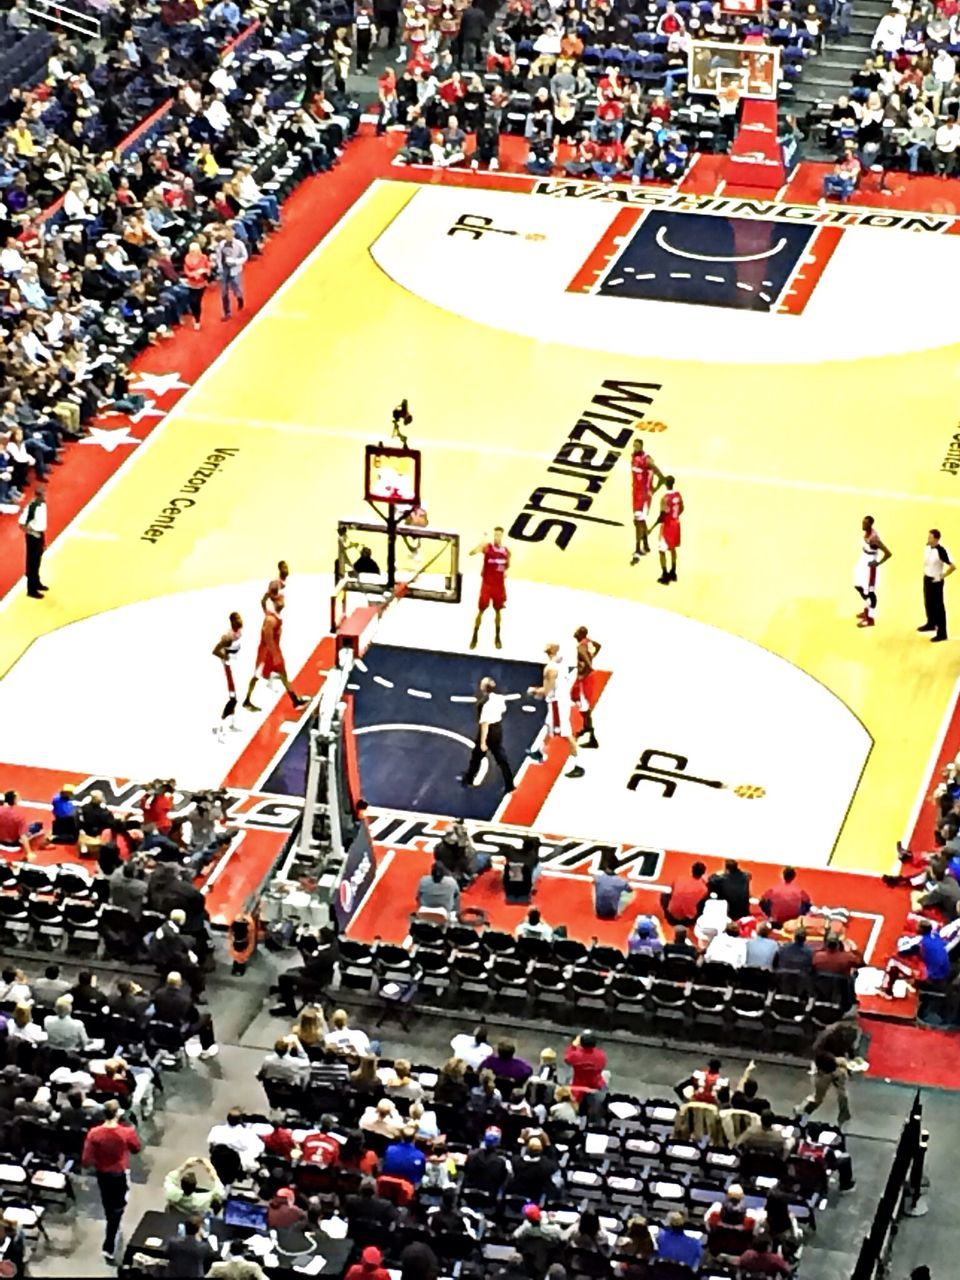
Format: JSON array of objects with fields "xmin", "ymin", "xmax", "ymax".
[
  {"xmin": 460, "ymin": 676, "xmax": 515, "ymax": 793},
  {"xmin": 919, "ymin": 528, "xmax": 954, "ymax": 642},
  {"xmin": 19, "ymin": 483, "xmax": 47, "ymax": 598}
]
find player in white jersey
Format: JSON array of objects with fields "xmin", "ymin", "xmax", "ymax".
[
  {"xmin": 261, "ymin": 559, "xmax": 290, "ymax": 616},
  {"xmin": 525, "ymin": 642, "xmax": 585, "ymax": 778},
  {"xmin": 212, "ymin": 612, "xmax": 243, "ymax": 741},
  {"xmin": 854, "ymin": 515, "xmax": 892, "ymax": 628}
]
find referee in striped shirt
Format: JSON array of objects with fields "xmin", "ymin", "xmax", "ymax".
[{"xmin": 919, "ymin": 528, "xmax": 955, "ymax": 643}]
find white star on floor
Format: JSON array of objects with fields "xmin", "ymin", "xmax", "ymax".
[
  {"xmin": 129, "ymin": 399, "xmax": 165, "ymax": 424},
  {"xmin": 80, "ymin": 425, "xmax": 141, "ymax": 454},
  {"xmin": 130, "ymin": 371, "xmax": 190, "ymax": 397}
]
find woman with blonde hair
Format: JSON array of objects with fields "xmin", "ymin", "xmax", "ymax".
[
  {"xmin": 292, "ymin": 1005, "xmax": 327, "ymax": 1050},
  {"xmin": 9, "ymin": 1002, "xmax": 45, "ymax": 1044},
  {"xmin": 384, "ymin": 1058, "xmax": 423, "ymax": 1101},
  {"xmin": 434, "ymin": 1056, "xmax": 469, "ymax": 1107},
  {"xmin": 548, "ymin": 1085, "xmax": 578, "ymax": 1124},
  {"xmin": 350, "ymin": 1054, "xmax": 382, "ymax": 1094}
]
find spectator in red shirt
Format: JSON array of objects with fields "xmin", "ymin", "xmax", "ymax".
[
  {"xmin": 142, "ymin": 781, "xmax": 175, "ymax": 834},
  {"xmin": 563, "ymin": 1031, "xmax": 608, "ymax": 1115},
  {"xmin": 82, "ymin": 1099, "xmax": 141, "ymax": 1261},
  {"xmin": 812, "ymin": 934, "xmax": 862, "ymax": 977},
  {"xmin": 0, "ymin": 791, "xmax": 37, "ymax": 858},
  {"xmin": 267, "ymin": 1186, "xmax": 307, "ymax": 1230},
  {"xmin": 662, "ymin": 860, "xmax": 708, "ymax": 926},
  {"xmin": 300, "ymin": 1114, "xmax": 342, "ymax": 1167},
  {"xmin": 345, "ymin": 1246, "xmax": 391, "ymax": 1280},
  {"xmin": 648, "ymin": 92, "xmax": 672, "ymax": 124},
  {"xmin": 759, "ymin": 867, "xmax": 811, "ymax": 926},
  {"xmin": 738, "ymin": 1236, "xmax": 792, "ymax": 1276}
]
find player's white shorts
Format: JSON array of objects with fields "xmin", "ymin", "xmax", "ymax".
[
  {"xmin": 546, "ymin": 698, "xmax": 572, "ymax": 739},
  {"xmin": 854, "ymin": 555, "xmax": 878, "ymax": 594},
  {"xmin": 633, "ymin": 502, "xmax": 650, "ymax": 522}
]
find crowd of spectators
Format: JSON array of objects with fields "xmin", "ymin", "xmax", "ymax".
[
  {"xmin": 0, "ymin": 1, "xmax": 359, "ymax": 518},
  {"xmin": 819, "ymin": 0, "xmax": 960, "ymax": 191},
  {"xmin": 137, "ymin": 1010, "xmax": 855, "ymax": 1279},
  {"xmin": 375, "ymin": 0, "xmax": 834, "ymax": 183}
]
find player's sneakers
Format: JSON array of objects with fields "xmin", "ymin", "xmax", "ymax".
[
  {"xmin": 494, "ymin": 635, "xmax": 502, "ymax": 650},
  {"xmin": 856, "ymin": 609, "xmax": 868, "ymax": 621},
  {"xmin": 290, "ymin": 693, "xmax": 309, "ymax": 708},
  {"xmin": 565, "ymin": 765, "xmax": 585, "ymax": 778},
  {"xmin": 918, "ymin": 624, "xmax": 935, "ymax": 632},
  {"xmin": 657, "ymin": 573, "xmax": 671, "ymax": 585},
  {"xmin": 667, "ymin": 569, "xmax": 677, "ymax": 582},
  {"xmin": 242, "ymin": 699, "xmax": 261, "ymax": 712},
  {"xmin": 857, "ymin": 617, "xmax": 875, "ymax": 627},
  {"xmin": 526, "ymin": 749, "xmax": 546, "ymax": 764},
  {"xmin": 581, "ymin": 736, "xmax": 599, "ymax": 749},
  {"xmin": 630, "ymin": 553, "xmax": 641, "ymax": 566}
]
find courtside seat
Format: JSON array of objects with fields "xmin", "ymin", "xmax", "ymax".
[
  {"xmin": 554, "ymin": 937, "xmax": 589, "ymax": 965},
  {"xmin": 648, "ymin": 979, "xmax": 690, "ymax": 1030},
  {"xmin": 451, "ymin": 952, "xmax": 491, "ymax": 1006},
  {"xmin": 529, "ymin": 961, "xmax": 568, "ymax": 1014},
  {"xmin": 0, "ymin": 896, "xmax": 29, "ymax": 945},
  {"xmin": 609, "ymin": 973, "xmax": 649, "ymax": 1032},
  {"xmin": 688, "ymin": 985, "xmax": 729, "ymax": 1037},
  {"xmin": 27, "ymin": 899, "xmax": 63, "ymax": 949},
  {"xmin": 62, "ymin": 899, "xmax": 102, "ymax": 955},
  {"xmin": 490, "ymin": 954, "xmax": 529, "ymax": 1014},
  {"xmin": 480, "ymin": 929, "xmax": 517, "ymax": 959},
  {"xmin": 415, "ymin": 949, "xmax": 452, "ymax": 1004},
  {"xmin": 569, "ymin": 968, "xmax": 611, "ymax": 1023}
]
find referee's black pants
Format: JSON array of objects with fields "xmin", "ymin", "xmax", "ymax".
[
  {"xmin": 924, "ymin": 575, "xmax": 947, "ymax": 640},
  {"xmin": 25, "ymin": 532, "xmax": 44, "ymax": 594},
  {"xmin": 464, "ymin": 722, "xmax": 514, "ymax": 790}
]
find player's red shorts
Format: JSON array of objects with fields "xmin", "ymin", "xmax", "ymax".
[
  {"xmin": 660, "ymin": 517, "xmax": 681, "ymax": 551},
  {"xmin": 256, "ymin": 640, "xmax": 286, "ymax": 679},
  {"xmin": 478, "ymin": 578, "xmax": 506, "ymax": 611},
  {"xmin": 571, "ymin": 672, "xmax": 596, "ymax": 711}
]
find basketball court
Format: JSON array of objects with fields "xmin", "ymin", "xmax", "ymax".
[{"xmin": 1, "ymin": 172, "xmax": 959, "ymax": 892}]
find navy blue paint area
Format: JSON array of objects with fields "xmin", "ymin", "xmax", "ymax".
[
  {"xmin": 263, "ymin": 645, "xmax": 546, "ymax": 821},
  {"xmin": 354, "ymin": 645, "xmax": 544, "ymax": 819},
  {"xmin": 596, "ymin": 212, "xmax": 815, "ymax": 311}
]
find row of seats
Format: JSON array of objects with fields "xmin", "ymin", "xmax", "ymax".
[{"xmin": 334, "ymin": 934, "xmax": 853, "ymax": 1051}]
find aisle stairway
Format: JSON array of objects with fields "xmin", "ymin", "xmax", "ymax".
[{"xmin": 793, "ymin": 0, "xmax": 887, "ymax": 136}]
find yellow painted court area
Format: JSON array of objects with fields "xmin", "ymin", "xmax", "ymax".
[{"xmin": 2, "ymin": 178, "xmax": 958, "ymax": 870}]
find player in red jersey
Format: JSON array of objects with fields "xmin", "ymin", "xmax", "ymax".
[
  {"xmin": 571, "ymin": 625, "xmax": 601, "ymax": 749},
  {"xmin": 652, "ymin": 476, "xmax": 684, "ymax": 585},
  {"xmin": 261, "ymin": 559, "xmax": 289, "ymax": 615},
  {"xmin": 630, "ymin": 437, "xmax": 664, "ymax": 564},
  {"xmin": 243, "ymin": 599, "xmax": 307, "ymax": 712},
  {"xmin": 212, "ymin": 611, "xmax": 243, "ymax": 741},
  {"xmin": 469, "ymin": 526, "xmax": 510, "ymax": 650}
]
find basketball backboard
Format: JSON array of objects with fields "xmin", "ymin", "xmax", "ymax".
[
  {"xmin": 688, "ymin": 40, "xmax": 780, "ymax": 99},
  {"xmin": 336, "ymin": 519, "xmax": 461, "ymax": 604}
]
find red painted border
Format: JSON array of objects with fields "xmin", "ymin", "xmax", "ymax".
[
  {"xmin": 566, "ymin": 207, "xmax": 643, "ymax": 294},
  {"xmin": 777, "ymin": 225, "xmax": 844, "ymax": 316}
]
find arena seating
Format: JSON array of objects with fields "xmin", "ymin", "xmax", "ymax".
[
  {"xmin": 217, "ymin": 1047, "xmax": 849, "ymax": 1278},
  {"xmin": 329, "ymin": 933, "xmax": 855, "ymax": 1054}
]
